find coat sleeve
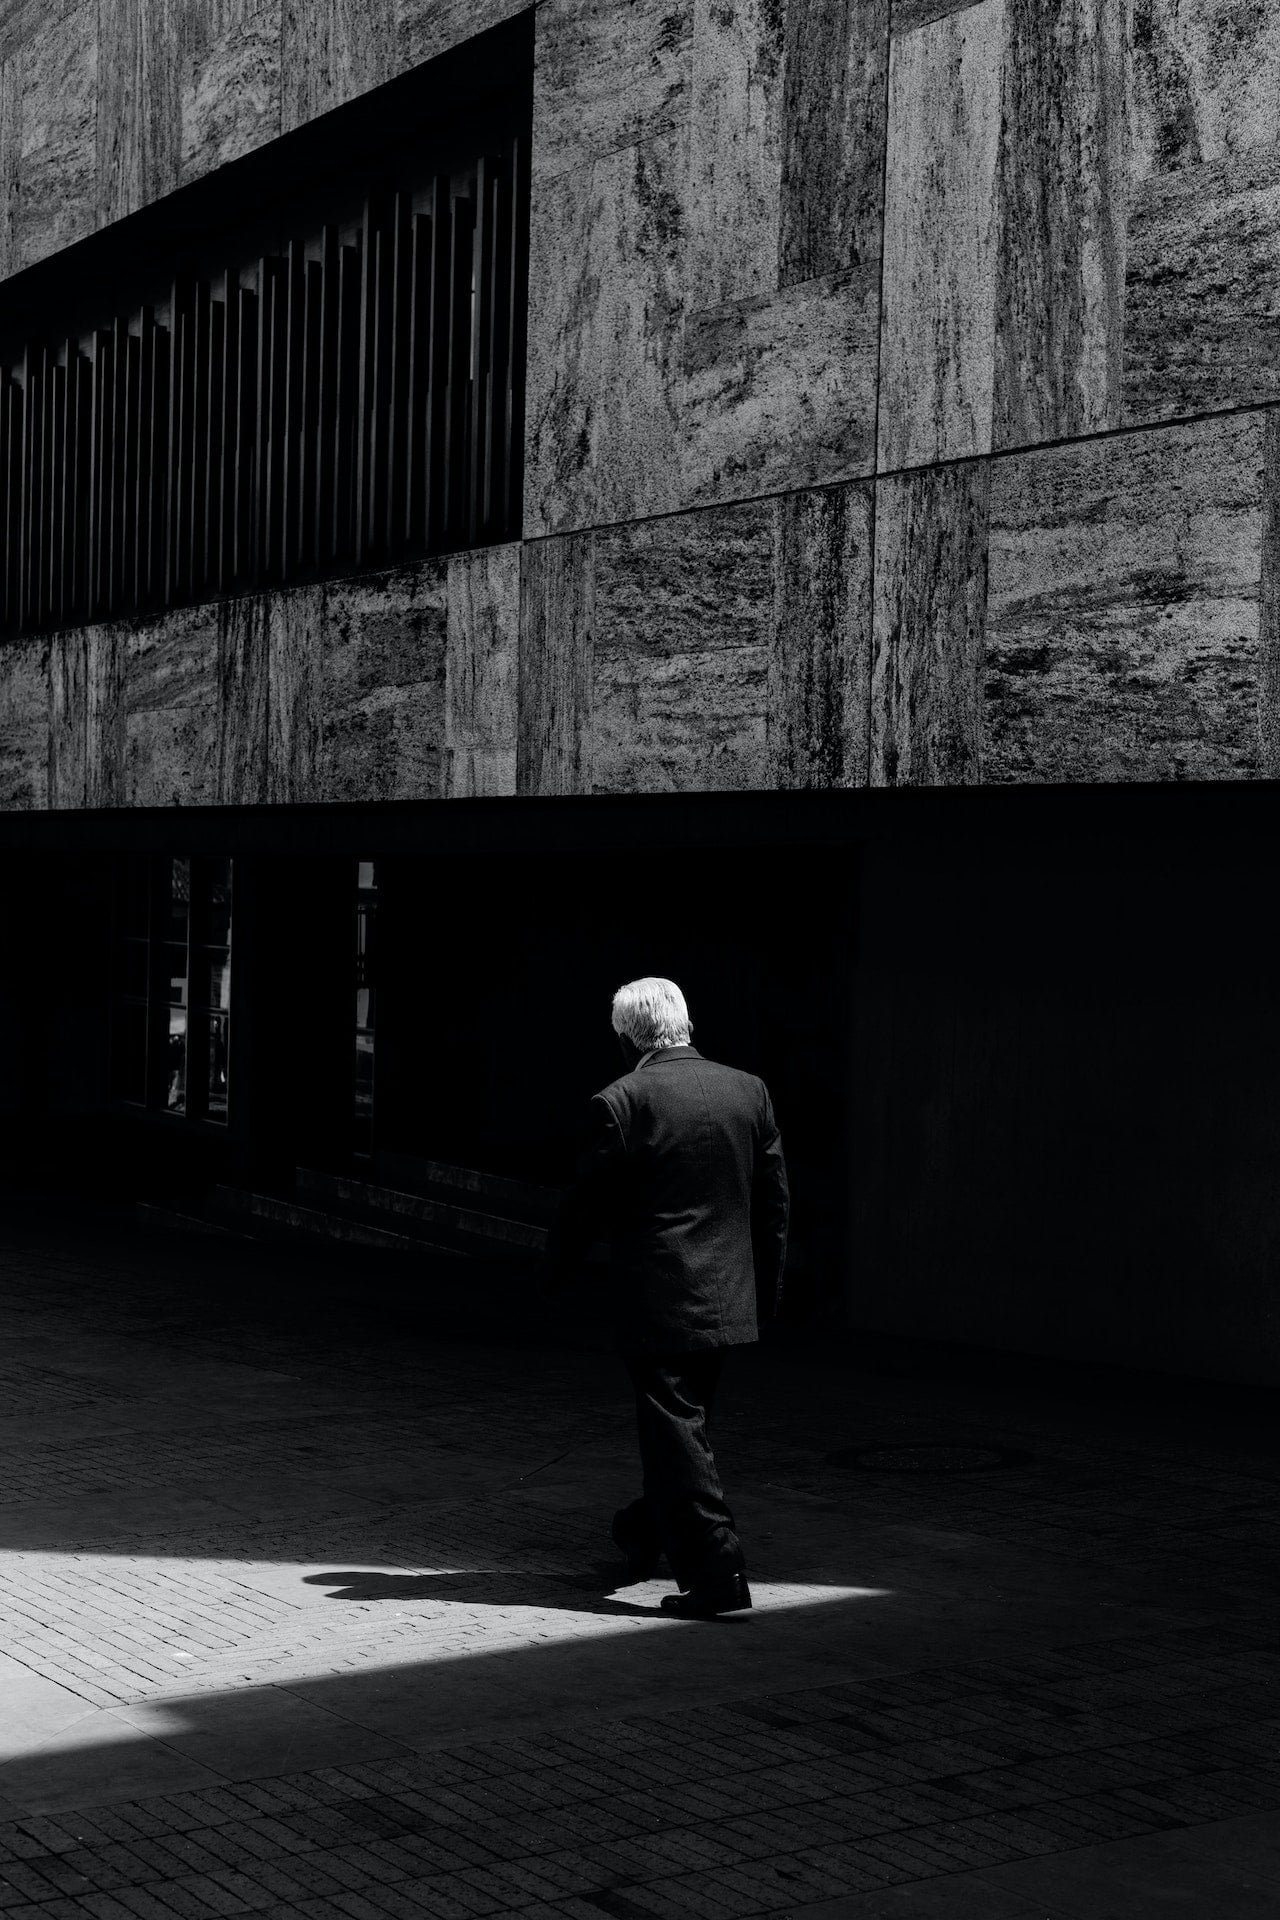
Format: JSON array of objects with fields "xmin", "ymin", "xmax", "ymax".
[
  {"xmin": 544, "ymin": 1093, "xmax": 627, "ymax": 1288},
  {"xmin": 750, "ymin": 1081, "xmax": 790, "ymax": 1320}
]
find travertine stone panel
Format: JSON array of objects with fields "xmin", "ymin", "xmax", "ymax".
[
  {"xmin": 1262, "ymin": 412, "xmax": 1280, "ymax": 779},
  {"xmin": 517, "ymin": 532, "xmax": 594, "ymax": 795},
  {"xmin": 529, "ymin": 0, "xmax": 886, "ymax": 528},
  {"xmin": 879, "ymin": 1, "xmax": 1003, "ymax": 468},
  {"xmin": 883, "ymin": 0, "xmax": 1125, "ymax": 465},
  {"xmin": 48, "ymin": 628, "xmax": 86, "ymax": 810},
  {"xmin": 124, "ymin": 604, "xmax": 219, "ymax": 806},
  {"xmin": 770, "ymin": 482, "xmax": 873, "ymax": 790},
  {"xmin": 525, "ymin": 129, "xmax": 686, "ymax": 534},
  {"xmin": 281, "ymin": 0, "xmax": 394, "ymax": 131},
  {"xmin": 0, "ymin": 639, "xmax": 47, "ymax": 809},
  {"xmin": 591, "ymin": 500, "xmax": 771, "ymax": 794},
  {"xmin": 992, "ymin": 0, "xmax": 1126, "ymax": 448},
  {"xmin": 216, "ymin": 593, "xmax": 269, "ymax": 803},
  {"xmin": 268, "ymin": 584, "xmax": 323, "ymax": 802},
  {"xmin": 397, "ymin": 0, "xmax": 530, "ymax": 72},
  {"xmin": 1125, "ymin": 151, "xmax": 1280, "ymax": 424},
  {"xmin": 1126, "ymin": 4, "xmax": 1280, "ymax": 424},
  {"xmin": 7, "ymin": 0, "xmax": 97, "ymax": 273},
  {"xmin": 1132, "ymin": 0, "xmax": 1280, "ymax": 182},
  {"xmin": 318, "ymin": 565, "xmax": 447, "ymax": 802},
  {"xmin": 97, "ymin": 0, "xmax": 180, "ymax": 225},
  {"xmin": 871, "ymin": 464, "xmax": 989, "ymax": 786},
  {"xmin": 49, "ymin": 623, "xmax": 126, "ymax": 807},
  {"xmin": 0, "ymin": 54, "xmax": 20, "ymax": 277},
  {"xmin": 778, "ymin": 0, "xmax": 889, "ymax": 287},
  {"xmin": 985, "ymin": 414, "xmax": 1266, "ymax": 784},
  {"xmin": 690, "ymin": 0, "xmax": 785, "ymax": 308},
  {"xmin": 85, "ymin": 623, "xmax": 126, "ymax": 804},
  {"xmin": 683, "ymin": 266, "xmax": 878, "ymax": 507},
  {"xmin": 446, "ymin": 542, "xmax": 520, "ymax": 798},
  {"xmin": 0, "ymin": 2, "xmax": 52, "ymax": 58},
  {"xmin": 180, "ymin": 0, "xmax": 281, "ymax": 185},
  {"xmin": 533, "ymin": 0, "xmax": 690, "ymax": 175},
  {"xmin": 893, "ymin": 0, "xmax": 985, "ymax": 26}
]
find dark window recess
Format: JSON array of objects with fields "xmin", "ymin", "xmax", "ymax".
[
  {"xmin": 0, "ymin": 142, "xmax": 527, "ymax": 637},
  {"xmin": 113, "ymin": 854, "xmax": 232, "ymax": 1124}
]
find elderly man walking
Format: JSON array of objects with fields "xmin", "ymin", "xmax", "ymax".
[{"xmin": 547, "ymin": 977, "xmax": 789, "ymax": 1619}]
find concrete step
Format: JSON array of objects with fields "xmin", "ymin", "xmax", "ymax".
[
  {"xmin": 135, "ymin": 1189, "xmax": 559, "ymax": 1330},
  {"xmin": 295, "ymin": 1167, "xmax": 549, "ymax": 1257},
  {"xmin": 367, "ymin": 1153, "xmax": 561, "ymax": 1225},
  {"xmin": 139, "ymin": 1156, "xmax": 558, "ymax": 1272},
  {"xmin": 136, "ymin": 1202, "xmax": 252, "ymax": 1242},
  {"xmin": 210, "ymin": 1186, "xmax": 471, "ymax": 1257}
]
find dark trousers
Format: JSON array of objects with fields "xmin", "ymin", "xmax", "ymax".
[{"xmin": 620, "ymin": 1350, "xmax": 746, "ymax": 1591}]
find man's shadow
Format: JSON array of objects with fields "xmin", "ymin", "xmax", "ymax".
[{"xmin": 302, "ymin": 1565, "xmax": 674, "ymax": 1618}]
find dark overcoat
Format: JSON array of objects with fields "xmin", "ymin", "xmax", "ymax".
[{"xmin": 551, "ymin": 1045, "xmax": 790, "ymax": 1353}]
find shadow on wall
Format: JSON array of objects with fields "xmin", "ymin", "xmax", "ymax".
[{"xmin": 849, "ymin": 827, "xmax": 1280, "ymax": 1387}]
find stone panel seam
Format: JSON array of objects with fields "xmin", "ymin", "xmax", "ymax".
[
  {"xmin": 892, "ymin": 0, "xmax": 992, "ymax": 39},
  {"xmin": 525, "ymin": 394, "xmax": 1280, "ymax": 548},
  {"xmin": 870, "ymin": 0, "xmax": 897, "ymax": 788}
]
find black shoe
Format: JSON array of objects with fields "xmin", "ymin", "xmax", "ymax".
[
  {"xmin": 660, "ymin": 1571, "xmax": 752, "ymax": 1618},
  {"xmin": 611, "ymin": 1506, "xmax": 661, "ymax": 1583}
]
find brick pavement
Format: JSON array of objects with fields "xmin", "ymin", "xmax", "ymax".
[{"xmin": 0, "ymin": 1202, "xmax": 1278, "ymax": 1917}]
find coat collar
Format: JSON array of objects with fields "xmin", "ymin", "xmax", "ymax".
[{"xmin": 636, "ymin": 1044, "xmax": 701, "ymax": 1069}]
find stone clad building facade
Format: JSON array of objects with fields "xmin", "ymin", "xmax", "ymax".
[{"xmin": 2, "ymin": 0, "xmax": 1280, "ymax": 1384}]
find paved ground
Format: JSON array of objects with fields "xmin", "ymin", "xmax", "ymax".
[{"xmin": 0, "ymin": 1202, "xmax": 1278, "ymax": 1919}]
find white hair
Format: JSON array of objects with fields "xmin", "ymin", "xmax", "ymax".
[{"xmin": 611, "ymin": 977, "xmax": 692, "ymax": 1053}]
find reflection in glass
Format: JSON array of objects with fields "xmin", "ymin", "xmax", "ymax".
[
  {"xmin": 202, "ymin": 953, "xmax": 231, "ymax": 1012},
  {"xmin": 165, "ymin": 944, "xmax": 189, "ymax": 1006},
  {"xmin": 196, "ymin": 857, "xmax": 232, "ymax": 946},
  {"xmin": 114, "ymin": 852, "xmax": 232, "ymax": 1125},
  {"xmin": 206, "ymin": 1016, "xmax": 229, "ymax": 1119},
  {"xmin": 114, "ymin": 1002, "xmax": 148, "ymax": 1104},
  {"xmin": 166, "ymin": 857, "xmax": 190, "ymax": 942},
  {"xmin": 355, "ymin": 903, "xmax": 373, "ymax": 970},
  {"xmin": 167, "ymin": 1009, "xmax": 187, "ymax": 1112},
  {"xmin": 354, "ymin": 859, "xmax": 377, "ymax": 1155}
]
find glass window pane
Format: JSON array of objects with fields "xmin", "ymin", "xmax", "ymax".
[
  {"xmin": 194, "ymin": 857, "xmax": 232, "ymax": 946},
  {"xmin": 206, "ymin": 1016, "xmax": 229, "ymax": 1122},
  {"xmin": 353, "ymin": 864, "xmax": 377, "ymax": 1153},
  {"xmin": 113, "ymin": 1001, "xmax": 148, "ymax": 1104},
  {"xmin": 165, "ymin": 857, "xmax": 190, "ymax": 941},
  {"xmin": 121, "ymin": 939, "xmax": 149, "ymax": 997},
  {"xmin": 165, "ymin": 944, "xmax": 188, "ymax": 1006},
  {"xmin": 355, "ymin": 903, "xmax": 373, "ymax": 973},
  {"xmin": 196, "ymin": 952, "xmax": 231, "ymax": 1012},
  {"xmin": 166, "ymin": 1010, "xmax": 187, "ymax": 1113}
]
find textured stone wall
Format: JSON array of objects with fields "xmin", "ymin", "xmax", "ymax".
[
  {"xmin": 4, "ymin": 0, "xmax": 1280, "ymax": 807},
  {"xmin": 0, "ymin": 0, "xmax": 529, "ymax": 265},
  {"xmin": 0, "ymin": 547, "xmax": 520, "ymax": 809},
  {"xmin": 524, "ymin": 0, "xmax": 1280, "ymax": 796}
]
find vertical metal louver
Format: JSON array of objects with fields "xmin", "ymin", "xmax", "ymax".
[{"xmin": 0, "ymin": 140, "xmax": 527, "ymax": 637}]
